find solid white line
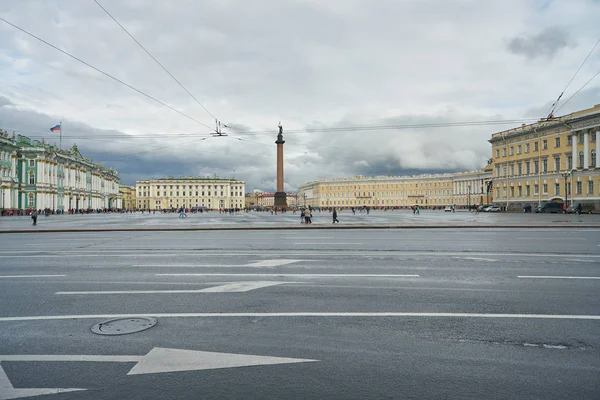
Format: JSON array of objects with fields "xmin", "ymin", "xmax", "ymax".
[
  {"xmin": 456, "ymin": 257, "xmax": 498, "ymax": 262},
  {"xmin": 1, "ymin": 251, "xmax": 598, "ymax": 258},
  {"xmin": 0, "ymin": 354, "xmax": 141, "ymax": 362},
  {"xmin": 0, "ymin": 312, "xmax": 598, "ymax": 322},
  {"xmin": 155, "ymin": 273, "xmax": 420, "ymax": 278},
  {"xmin": 518, "ymin": 276, "xmax": 600, "ymax": 280},
  {"xmin": 293, "ymin": 242, "xmax": 363, "ymax": 245},
  {"xmin": 56, "ymin": 281, "xmax": 288, "ymax": 295},
  {"xmin": 0, "ymin": 274, "xmax": 66, "ymax": 278}
]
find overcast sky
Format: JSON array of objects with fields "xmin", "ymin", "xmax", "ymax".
[{"xmin": 1, "ymin": 0, "xmax": 599, "ymax": 191}]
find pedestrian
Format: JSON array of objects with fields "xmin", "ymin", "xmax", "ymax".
[
  {"xmin": 31, "ymin": 210, "xmax": 38, "ymax": 226},
  {"xmin": 305, "ymin": 209, "xmax": 312, "ymax": 224},
  {"xmin": 300, "ymin": 209, "xmax": 305, "ymax": 224},
  {"xmin": 332, "ymin": 208, "xmax": 339, "ymax": 224},
  {"xmin": 416, "ymin": 205, "xmax": 420, "ymax": 215},
  {"xmin": 577, "ymin": 203, "xmax": 583, "ymax": 215}
]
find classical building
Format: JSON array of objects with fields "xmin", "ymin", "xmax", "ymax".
[
  {"xmin": 136, "ymin": 177, "xmax": 245, "ymax": 210},
  {"xmin": 0, "ymin": 132, "xmax": 121, "ymax": 211},
  {"xmin": 119, "ymin": 185, "xmax": 136, "ymax": 210},
  {"xmin": 299, "ymin": 169, "xmax": 492, "ymax": 209},
  {"xmin": 489, "ymin": 104, "xmax": 600, "ymax": 210}
]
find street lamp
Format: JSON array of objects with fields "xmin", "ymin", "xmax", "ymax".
[
  {"xmin": 561, "ymin": 171, "xmax": 570, "ymax": 209},
  {"xmin": 303, "ymin": 193, "xmax": 306, "ymax": 207}
]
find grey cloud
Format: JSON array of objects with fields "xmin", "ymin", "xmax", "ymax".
[
  {"xmin": 507, "ymin": 27, "xmax": 574, "ymax": 59},
  {"xmin": 0, "ymin": 96, "xmax": 13, "ymax": 107}
]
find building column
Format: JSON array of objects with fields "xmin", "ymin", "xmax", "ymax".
[
  {"xmin": 572, "ymin": 132, "xmax": 578, "ymax": 170},
  {"xmin": 583, "ymin": 130, "xmax": 589, "ymax": 169},
  {"xmin": 596, "ymin": 130, "xmax": 600, "ymax": 168}
]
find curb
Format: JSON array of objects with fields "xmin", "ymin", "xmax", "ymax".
[{"xmin": 1, "ymin": 225, "xmax": 599, "ymax": 234}]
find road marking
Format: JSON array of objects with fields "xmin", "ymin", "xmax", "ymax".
[
  {"xmin": 1, "ymin": 251, "xmax": 599, "ymax": 259},
  {"xmin": 516, "ymin": 237, "xmax": 581, "ymax": 240},
  {"xmin": 0, "ymin": 347, "xmax": 317, "ymax": 377},
  {"xmin": 293, "ymin": 242, "xmax": 363, "ymax": 245},
  {"xmin": 455, "ymin": 257, "xmax": 498, "ymax": 262},
  {"xmin": 244, "ymin": 259, "xmax": 308, "ymax": 267},
  {"xmin": 55, "ymin": 281, "xmax": 288, "ymax": 295},
  {"xmin": 566, "ymin": 259, "xmax": 599, "ymax": 263},
  {"xmin": 155, "ymin": 273, "xmax": 420, "ymax": 278},
  {"xmin": 0, "ymin": 365, "xmax": 84, "ymax": 399},
  {"xmin": 0, "ymin": 312, "xmax": 598, "ymax": 323},
  {"xmin": 0, "ymin": 274, "xmax": 66, "ymax": 279},
  {"xmin": 518, "ymin": 276, "xmax": 600, "ymax": 280}
]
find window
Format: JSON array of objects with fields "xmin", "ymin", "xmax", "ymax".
[
  {"xmin": 502, "ymin": 148, "xmax": 507, "ymax": 157},
  {"xmin": 510, "ymin": 164, "xmax": 515, "ymax": 176},
  {"xmin": 509, "ymin": 147, "xmax": 514, "ymax": 156},
  {"xmin": 592, "ymin": 132, "xmax": 597, "ymax": 142},
  {"xmin": 518, "ymin": 186, "xmax": 522, "ymax": 197},
  {"xmin": 555, "ymin": 183, "xmax": 560, "ymax": 195},
  {"xmin": 525, "ymin": 161, "xmax": 530, "ymax": 174},
  {"xmin": 28, "ymin": 159, "xmax": 35, "ymax": 167},
  {"xmin": 496, "ymin": 166, "xmax": 500, "ymax": 177},
  {"xmin": 542, "ymin": 140, "xmax": 547, "ymax": 150},
  {"xmin": 517, "ymin": 162, "xmax": 522, "ymax": 175},
  {"xmin": 525, "ymin": 143, "xmax": 530, "ymax": 153},
  {"xmin": 579, "ymin": 151, "xmax": 584, "ymax": 168},
  {"xmin": 495, "ymin": 149, "xmax": 500, "ymax": 158},
  {"xmin": 576, "ymin": 181, "xmax": 582, "ymax": 195},
  {"xmin": 28, "ymin": 172, "xmax": 35, "ymax": 185},
  {"xmin": 502, "ymin": 165, "xmax": 507, "ymax": 176},
  {"xmin": 555, "ymin": 137, "xmax": 560, "ymax": 147},
  {"xmin": 567, "ymin": 155, "xmax": 573, "ymax": 170},
  {"xmin": 588, "ymin": 180, "xmax": 594, "ymax": 194},
  {"xmin": 554, "ymin": 155, "xmax": 561, "ymax": 171},
  {"xmin": 534, "ymin": 160, "xmax": 539, "ymax": 174},
  {"xmin": 534, "ymin": 142, "xmax": 539, "ymax": 151},
  {"xmin": 542, "ymin": 159, "xmax": 548, "ymax": 173},
  {"xmin": 578, "ymin": 134, "xmax": 584, "ymax": 144},
  {"xmin": 510, "ymin": 187, "xmax": 515, "ymax": 197},
  {"xmin": 568, "ymin": 135, "xmax": 573, "ymax": 146},
  {"xmin": 526, "ymin": 185, "xmax": 531, "ymax": 196},
  {"xmin": 534, "ymin": 184, "xmax": 539, "ymax": 195},
  {"xmin": 591, "ymin": 150, "xmax": 596, "ymax": 167},
  {"xmin": 517, "ymin": 145, "xmax": 521, "ymax": 154},
  {"xmin": 567, "ymin": 183, "xmax": 571, "ymax": 195},
  {"xmin": 543, "ymin": 184, "xmax": 548, "ymax": 194}
]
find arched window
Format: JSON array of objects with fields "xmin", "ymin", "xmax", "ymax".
[
  {"xmin": 28, "ymin": 171, "xmax": 35, "ymax": 185},
  {"xmin": 579, "ymin": 151, "xmax": 584, "ymax": 168},
  {"xmin": 28, "ymin": 193, "xmax": 34, "ymax": 208},
  {"xmin": 592, "ymin": 150, "xmax": 597, "ymax": 168}
]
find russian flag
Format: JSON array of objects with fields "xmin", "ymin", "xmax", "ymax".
[{"xmin": 50, "ymin": 124, "xmax": 61, "ymax": 132}]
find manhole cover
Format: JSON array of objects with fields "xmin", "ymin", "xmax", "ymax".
[{"xmin": 91, "ymin": 317, "xmax": 157, "ymax": 336}]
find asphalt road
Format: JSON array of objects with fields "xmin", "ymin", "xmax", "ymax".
[{"xmin": 0, "ymin": 228, "xmax": 599, "ymax": 399}]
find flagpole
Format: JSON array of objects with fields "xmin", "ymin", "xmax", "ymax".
[{"xmin": 59, "ymin": 121, "xmax": 62, "ymax": 149}]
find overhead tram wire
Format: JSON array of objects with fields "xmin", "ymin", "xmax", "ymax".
[
  {"xmin": 93, "ymin": 0, "xmax": 218, "ymax": 122},
  {"xmin": 555, "ymin": 67, "xmax": 600, "ymax": 114},
  {"xmin": 17, "ymin": 118, "xmax": 538, "ymax": 140},
  {"xmin": 545, "ymin": 35, "xmax": 600, "ymax": 119},
  {"xmin": 0, "ymin": 16, "xmax": 214, "ymax": 131}
]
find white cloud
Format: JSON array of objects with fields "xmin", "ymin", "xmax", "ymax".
[{"xmin": 1, "ymin": 0, "xmax": 599, "ymax": 191}]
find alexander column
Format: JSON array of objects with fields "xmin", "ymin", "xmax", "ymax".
[{"xmin": 273, "ymin": 123, "xmax": 287, "ymax": 210}]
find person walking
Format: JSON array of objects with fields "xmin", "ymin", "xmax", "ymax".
[
  {"xmin": 300, "ymin": 209, "xmax": 305, "ymax": 224},
  {"xmin": 31, "ymin": 210, "xmax": 38, "ymax": 226},
  {"xmin": 416, "ymin": 205, "xmax": 420, "ymax": 215},
  {"xmin": 332, "ymin": 208, "xmax": 339, "ymax": 224},
  {"xmin": 305, "ymin": 208, "xmax": 312, "ymax": 224},
  {"xmin": 577, "ymin": 202, "xmax": 583, "ymax": 215}
]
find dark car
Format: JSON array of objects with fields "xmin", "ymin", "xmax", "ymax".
[
  {"xmin": 566, "ymin": 203, "xmax": 595, "ymax": 214},
  {"xmin": 534, "ymin": 202, "xmax": 564, "ymax": 213}
]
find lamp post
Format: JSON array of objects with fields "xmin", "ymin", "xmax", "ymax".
[
  {"xmin": 561, "ymin": 171, "xmax": 570, "ymax": 209},
  {"xmin": 303, "ymin": 193, "xmax": 306, "ymax": 207}
]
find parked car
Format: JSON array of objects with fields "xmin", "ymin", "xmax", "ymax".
[
  {"xmin": 534, "ymin": 202, "xmax": 564, "ymax": 213},
  {"xmin": 566, "ymin": 203, "xmax": 595, "ymax": 214},
  {"xmin": 477, "ymin": 204, "xmax": 491, "ymax": 212},
  {"xmin": 486, "ymin": 206, "xmax": 501, "ymax": 212},
  {"xmin": 444, "ymin": 206, "xmax": 452, "ymax": 212}
]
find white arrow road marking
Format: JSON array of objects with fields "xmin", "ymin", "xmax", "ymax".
[
  {"xmin": 518, "ymin": 276, "xmax": 600, "ymax": 280},
  {"xmin": 55, "ymin": 281, "xmax": 289, "ymax": 295},
  {"xmin": 0, "ymin": 364, "xmax": 84, "ymax": 400},
  {"xmin": 0, "ymin": 275, "xmax": 66, "ymax": 279},
  {"xmin": 0, "ymin": 347, "xmax": 317, "ymax": 377},
  {"xmin": 244, "ymin": 259, "xmax": 311, "ymax": 267}
]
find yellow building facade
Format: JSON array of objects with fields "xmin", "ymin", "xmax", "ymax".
[
  {"xmin": 299, "ymin": 169, "xmax": 492, "ymax": 209},
  {"xmin": 119, "ymin": 185, "xmax": 136, "ymax": 210},
  {"xmin": 136, "ymin": 177, "xmax": 245, "ymax": 210},
  {"xmin": 489, "ymin": 104, "xmax": 600, "ymax": 210}
]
